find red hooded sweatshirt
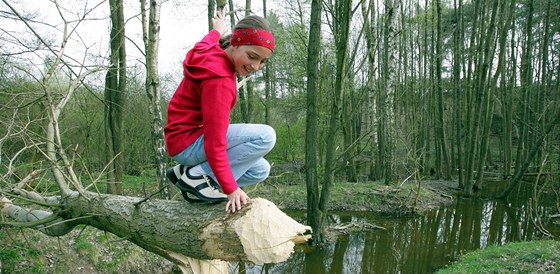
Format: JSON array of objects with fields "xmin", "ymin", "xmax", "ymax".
[{"xmin": 164, "ymin": 29, "xmax": 238, "ymax": 194}]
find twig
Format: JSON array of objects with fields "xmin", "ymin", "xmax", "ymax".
[
  {"xmin": 236, "ymin": 75, "xmax": 254, "ymax": 90},
  {"xmin": 4, "ymin": 143, "xmax": 44, "ymax": 181},
  {"xmin": 1, "ymin": 213, "xmax": 60, "ymax": 228},
  {"xmin": 39, "ymin": 214, "xmax": 100, "ymax": 231},
  {"xmin": 75, "ymin": 224, "xmax": 89, "ymax": 240},
  {"xmin": 225, "ymin": 8, "xmax": 248, "ymax": 17},
  {"xmin": 15, "ymin": 169, "xmax": 43, "ymax": 189},
  {"xmin": 0, "ymin": 190, "xmax": 60, "ymax": 208},
  {"xmin": 398, "ymin": 172, "xmax": 416, "ymax": 187},
  {"xmin": 134, "ymin": 185, "xmax": 170, "ymax": 207}
]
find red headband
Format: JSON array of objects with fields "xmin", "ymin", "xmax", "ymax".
[{"xmin": 230, "ymin": 28, "xmax": 275, "ymax": 52}]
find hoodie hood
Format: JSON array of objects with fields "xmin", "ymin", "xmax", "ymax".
[{"xmin": 183, "ymin": 30, "xmax": 235, "ymax": 80}]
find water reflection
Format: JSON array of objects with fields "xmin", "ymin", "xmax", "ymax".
[{"xmin": 234, "ymin": 183, "xmax": 559, "ymax": 273}]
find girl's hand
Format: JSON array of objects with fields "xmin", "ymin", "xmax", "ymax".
[
  {"xmin": 225, "ymin": 188, "xmax": 251, "ymax": 213},
  {"xmin": 212, "ymin": 10, "xmax": 227, "ymax": 36}
]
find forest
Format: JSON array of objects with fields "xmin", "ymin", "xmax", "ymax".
[{"xmin": 1, "ymin": 0, "xmax": 559, "ymax": 272}]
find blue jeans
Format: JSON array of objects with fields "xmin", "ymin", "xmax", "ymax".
[{"xmin": 172, "ymin": 124, "xmax": 276, "ymax": 187}]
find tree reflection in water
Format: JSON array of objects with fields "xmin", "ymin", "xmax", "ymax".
[{"xmin": 235, "ymin": 183, "xmax": 559, "ymax": 273}]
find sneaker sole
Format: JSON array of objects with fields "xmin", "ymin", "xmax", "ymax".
[{"xmin": 180, "ymin": 191, "xmax": 204, "ymax": 203}]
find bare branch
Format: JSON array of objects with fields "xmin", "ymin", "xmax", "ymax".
[
  {"xmin": 1, "ymin": 0, "xmax": 60, "ymax": 62},
  {"xmin": 14, "ymin": 169, "xmax": 43, "ymax": 189},
  {"xmin": 0, "ymin": 197, "xmax": 75, "ymax": 236}
]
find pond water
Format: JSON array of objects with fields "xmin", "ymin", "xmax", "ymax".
[{"xmin": 234, "ymin": 181, "xmax": 559, "ymax": 273}]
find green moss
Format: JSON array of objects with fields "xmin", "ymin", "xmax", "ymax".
[{"xmin": 436, "ymin": 240, "xmax": 560, "ymax": 273}]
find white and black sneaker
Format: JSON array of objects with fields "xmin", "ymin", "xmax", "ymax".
[
  {"xmin": 166, "ymin": 165, "xmax": 201, "ymax": 203},
  {"xmin": 166, "ymin": 165, "xmax": 227, "ymax": 203},
  {"xmin": 166, "ymin": 164, "xmax": 185, "ymax": 184}
]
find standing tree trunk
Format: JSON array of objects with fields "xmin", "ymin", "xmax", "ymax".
[
  {"xmin": 453, "ymin": 0, "xmax": 465, "ymax": 186},
  {"xmin": 434, "ymin": 0, "xmax": 451, "ymax": 180},
  {"xmin": 516, "ymin": 0, "xmax": 534, "ymax": 172},
  {"xmin": 228, "ymin": 0, "xmax": 235, "ymax": 26},
  {"xmin": 475, "ymin": 0, "xmax": 510, "ymax": 189},
  {"xmin": 362, "ymin": 0, "xmax": 379, "ymax": 181},
  {"xmin": 105, "ymin": 0, "xmax": 127, "ymax": 195},
  {"xmin": 140, "ymin": 0, "xmax": 169, "ymax": 199},
  {"xmin": 234, "ymin": 0, "xmax": 254, "ymax": 123},
  {"xmin": 472, "ymin": 0, "xmax": 499, "ymax": 192},
  {"xmin": 263, "ymin": 0, "xmax": 272, "ymax": 125},
  {"xmin": 430, "ymin": 1, "xmax": 440, "ymax": 179},
  {"xmin": 536, "ymin": 0, "xmax": 552, "ymax": 167},
  {"xmin": 342, "ymin": 81, "xmax": 357, "ymax": 182},
  {"xmin": 502, "ymin": 0, "xmax": 517, "ymax": 179},
  {"xmin": 463, "ymin": 0, "xmax": 499, "ymax": 196},
  {"xmin": 417, "ymin": 0, "xmax": 428, "ymax": 178},
  {"xmin": 245, "ymin": 0, "xmax": 254, "ymax": 122},
  {"xmin": 380, "ymin": 0, "xmax": 400, "ymax": 184},
  {"xmin": 305, "ymin": 0, "xmax": 322, "ymax": 245},
  {"xmin": 318, "ymin": 0, "xmax": 352, "ymax": 243},
  {"xmin": 208, "ymin": 0, "xmax": 216, "ymax": 30},
  {"xmin": 461, "ymin": 0, "xmax": 481, "ymax": 191}
]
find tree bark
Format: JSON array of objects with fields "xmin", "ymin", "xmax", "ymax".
[
  {"xmin": 453, "ymin": 0, "xmax": 465, "ymax": 186},
  {"xmin": 362, "ymin": 0, "xmax": 379, "ymax": 181},
  {"xmin": 140, "ymin": 0, "xmax": 169, "ymax": 199},
  {"xmin": 263, "ymin": 0, "xmax": 272, "ymax": 125},
  {"xmin": 105, "ymin": 0, "xmax": 127, "ymax": 195},
  {"xmin": 516, "ymin": 0, "xmax": 534, "ymax": 172},
  {"xmin": 232, "ymin": 0, "xmax": 255, "ymax": 123},
  {"xmin": 244, "ymin": 0, "xmax": 254, "ymax": 123},
  {"xmin": 418, "ymin": 0, "xmax": 428, "ymax": 178},
  {"xmin": 319, "ymin": 0, "xmax": 352, "ymax": 243},
  {"xmin": 342, "ymin": 83, "xmax": 357, "ymax": 182},
  {"xmin": 1, "ymin": 195, "xmax": 311, "ymax": 268},
  {"xmin": 208, "ymin": 0, "xmax": 216, "ymax": 30},
  {"xmin": 380, "ymin": 0, "xmax": 399, "ymax": 184},
  {"xmin": 228, "ymin": 0, "xmax": 235, "ymax": 26},
  {"xmin": 305, "ymin": 0, "xmax": 322, "ymax": 245},
  {"xmin": 434, "ymin": 0, "xmax": 451, "ymax": 180},
  {"xmin": 502, "ymin": 0, "xmax": 517, "ymax": 179}
]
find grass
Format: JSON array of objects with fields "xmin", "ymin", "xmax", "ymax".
[
  {"xmin": 0, "ymin": 241, "xmax": 45, "ymax": 274},
  {"xmin": 0, "ymin": 223, "xmax": 174, "ymax": 273},
  {"xmin": 436, "ymin": 240, "xmax": 560, "ymax": 273},
  {"xmin": 245, "ymin": 176, "xmax": 452, "ymax": 214}
]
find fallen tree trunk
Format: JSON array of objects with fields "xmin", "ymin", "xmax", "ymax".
[{"xmin": 1, "ymin": 192, "xmax": 311, "ymax": 271}]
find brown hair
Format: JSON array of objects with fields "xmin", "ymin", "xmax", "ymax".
[{"xmin": 220, "ymin": 15, "xmax": 272, "ymax": 49}]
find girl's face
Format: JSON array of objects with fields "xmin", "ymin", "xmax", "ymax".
[{"xmin": 226, "ymin": 45, "xmax": 272, "ymax": 76}]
